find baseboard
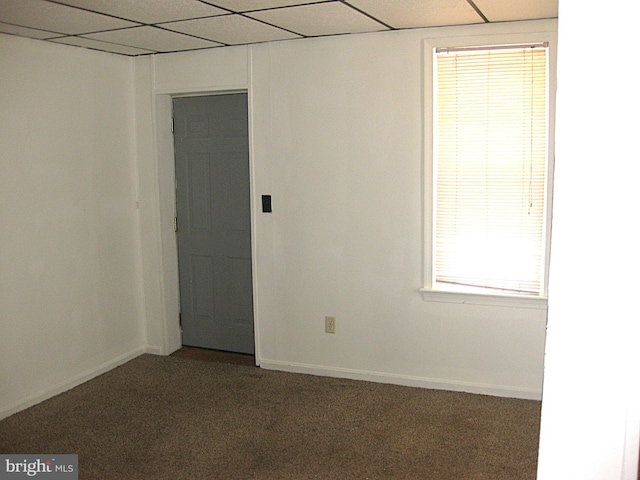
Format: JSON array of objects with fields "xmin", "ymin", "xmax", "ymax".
[
  {"xmin": 259, "ymin": 359, "xmax": 542, "ymax": 401},
  {"xmin": 144, "ymin": 344, "xmax": 164, "ymax": 355},
  {"xmin": 0, "ymin": 346, "xmax": 147, "ymax": 420}
]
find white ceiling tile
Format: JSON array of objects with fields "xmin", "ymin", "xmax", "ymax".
[
  {"xmin": 204, "ymin": 0, "xmax": 322, "ymax": 12},
  {"xmin": 472, "ymin": 0, "xmax": 558, "ymax": 22},
  {"xmin": 84, "ymin": 26, "xmax": 222, "ymax": 52},
  {"xmin": 0, "ymin": 0, "xmax": 137, "ymax": 35},
  {"xmin": 348, "ymin": 0, "xmax": 483, "ymax": 28},
  {"xmin": 51, "ymin": 0, "xmax": 228, "ymax": 25},
  {"xmin": 0, "ymin": 21, "xmax": 60, "ymax": 39},
  {"xmin": 247, "ymin": 2, "xmax": 389, "ymax": 37},
  {"xmin": 163, "ymin": 14, "xmax": 300, "ymax": 45},
  {"xmin": 50, "ymin": 36, "xmax": 155, "ymax": 55}
]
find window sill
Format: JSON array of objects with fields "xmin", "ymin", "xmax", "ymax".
[{"xmin": 419, "ymin": 285, "xmax": 548, "ymax": 310}]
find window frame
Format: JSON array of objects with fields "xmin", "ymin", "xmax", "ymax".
[{"xmin": 421, "ymin": 29, "xmax": 557, "ymax": 310}]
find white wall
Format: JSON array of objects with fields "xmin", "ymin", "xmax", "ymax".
[
  {"xmin": 536, "ymin": 1, "xmax": 640, "ymax": 478},
  {"xmin": 0, "ymin": 35, "xmax": 145, "ymax": 418},
  {"xmin": 139, "ymin": 20, "xmax": 556, "ymax": 399}
]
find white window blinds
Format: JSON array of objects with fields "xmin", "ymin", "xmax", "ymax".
[{"xmin": 434, "ymin": 45, "xmax": 548, "ymax": 295}]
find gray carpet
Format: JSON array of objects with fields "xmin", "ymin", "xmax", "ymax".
[{"xmin": 0, "ymin": 354, "xmax": 541, "ymax": 479}]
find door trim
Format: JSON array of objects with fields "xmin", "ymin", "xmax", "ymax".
[{"xmin": 152, "ymin": 88, "xmax": 260, "ymax": 364}]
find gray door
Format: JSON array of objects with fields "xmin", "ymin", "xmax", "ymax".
[{"xmin": 173, "ymin": 94, "xmax": 254, "ymax": 354}]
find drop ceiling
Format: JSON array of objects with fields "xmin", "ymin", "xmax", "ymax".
[{"xmin": 0, "ymin": 0, "xmax": 558, "ymax": 56}]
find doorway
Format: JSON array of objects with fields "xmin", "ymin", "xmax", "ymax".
[{"xmin": 173, "ymin": 93, "xmax": 254, "ymax": 355}]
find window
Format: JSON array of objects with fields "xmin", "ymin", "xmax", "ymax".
[{"xmin": 422, "ymin": 35, "xmax": 555, "ymax": 308}]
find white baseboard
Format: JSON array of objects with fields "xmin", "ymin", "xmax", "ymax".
[
  {"xmin": 259, "ymin": 359, "xmax": 542, "ymax": 401},
  {"xmin": 1, "ymin": 350, "xmax": 540, "ymax": 422},
  {"xmin": 144, "ymin": 344, "xmax": 164, "ymax": 355},
  {"xmin": 0, "ymin": 346, "xmax": 147, "ymax": 420}
]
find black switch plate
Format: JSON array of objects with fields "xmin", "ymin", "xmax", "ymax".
[{"xmin": 262, "ymin": 195, "xmax": 272, "ymax": 213}]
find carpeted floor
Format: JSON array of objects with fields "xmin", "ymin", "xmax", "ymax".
[
  {"xmin": 0, "ymin": 354, "xmax": 541, "ymax": 479},
  {"xmin": 171, "ymin": 346, "xmax": 256, "ymax": 366}
]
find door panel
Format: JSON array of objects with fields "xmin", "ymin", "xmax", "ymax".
[{"xmin": 173, "ymin": 94, "xmax": 254, "ymax": 355}]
